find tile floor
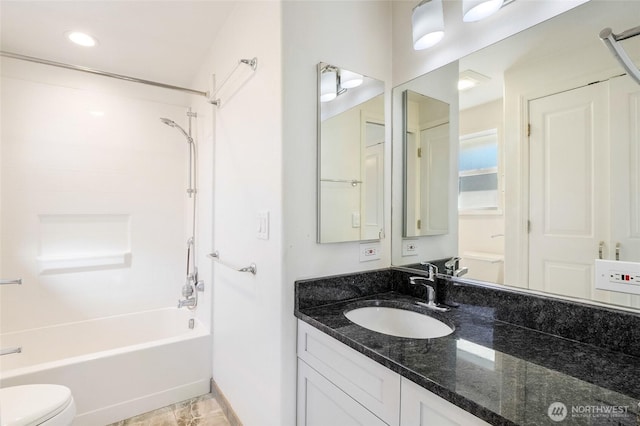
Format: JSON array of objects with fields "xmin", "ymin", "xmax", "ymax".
[{"xmin": 108, "ymin": 393, "xmax": 230, "ymax": 426}]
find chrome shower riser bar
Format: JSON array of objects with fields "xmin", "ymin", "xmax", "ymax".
[{"xmin": 1, "ymin": 51, "xmax": 210, "ymax": 98}]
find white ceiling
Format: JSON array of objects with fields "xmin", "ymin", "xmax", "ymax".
[
  {"xmin": 458, "ymin": 0, "xmax": 640, "ymax": 110},
  {"xmin": 0, "ymin": 1, "xmax": 236, "ymax": 88}
]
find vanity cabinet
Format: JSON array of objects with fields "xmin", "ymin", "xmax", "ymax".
[
  {"xmin": 297, "ymin": 321, "xmax": 400, "ymax": 426},
  {"xmin": 297, "ymin": 359, "xmax": 388, "ymax": 426},
  {"xmin": 296, "ymin": 320, "xmax": 490, "ymax": 426},
  {"xmin": 400, "ymin": 378, "xmax": 490, "ymax": 426}
]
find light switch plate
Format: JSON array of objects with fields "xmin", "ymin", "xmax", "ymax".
[{"xmin": 256, "ymin": 210, "xmax": 269, "ymax": 240}]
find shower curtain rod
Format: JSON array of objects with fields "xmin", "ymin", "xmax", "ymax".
[
  {"xmin": 600, "ymin": 25, "xmax": 640, "ymax": 85},
  {"xmin": 0, "ymin": 51, "xmax": 210, "ymax": 98}
]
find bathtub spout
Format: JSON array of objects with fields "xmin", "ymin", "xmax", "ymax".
[{"xmin": 178, "ymin": 297, "xmax": 196, "ymax": 309}]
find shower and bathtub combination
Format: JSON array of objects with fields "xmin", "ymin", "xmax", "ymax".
[
  {"xmin": 0, "ymin": 55, "xmax": 213, "ymax": 424},
  {"xmin": 0, "ymin": 47, "xmax": 258, "ymax": 424}
]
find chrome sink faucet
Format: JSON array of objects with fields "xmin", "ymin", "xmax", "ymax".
[
  {"xmin": 445, "ymin": 257, "xmax": 468, "ymax": 277},
  {"xmin": 410, "ymin": 265, "xmax": 449, "ymax": 312}
]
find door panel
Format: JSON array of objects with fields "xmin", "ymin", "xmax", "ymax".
[
  {"xmin": 608, "ymin": 76, "xmax": 640, "ymax": 308},
  {"xmin": 528, "ymin": 82, "xmax": 608, "ymax": 300}
]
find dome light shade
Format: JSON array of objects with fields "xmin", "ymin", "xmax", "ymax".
[
  {"xmin": 66, "ymin": 31, "xmax": 97, "ymax": 47},
  {"xmin": 340, "ymin": 70, "xmax": 363, "ymax": 89},
  {"xmin": 462, "ymin": 0, "xmax": 504, "ymax": 22},
  {"xmin": 412, "ymin": 0, "xmax": 445, "ymax": 50},
  {"xmin": 320, "ymin": 69, "xmax": 337, "ymax": 102}
]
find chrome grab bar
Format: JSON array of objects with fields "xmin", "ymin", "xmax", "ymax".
[
  {"xmin": 1, "ymin": 347, "xmax": 22, "ymax": 356},
  {"xmin": 208, "ymin": 251, "xmax": 257, "ymax": 275},
  {"xmin": 0, "ymin": 278, "xmax": 22, "ymax": 285}
]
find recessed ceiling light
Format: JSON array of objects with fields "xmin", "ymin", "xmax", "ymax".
[
  {"xmin": 66, "ymin": 31, "xmax": 98, "ymax": 47},
  {"xmin": 458, "ymin": 69, "xmax": 491, "ymax": 91}
]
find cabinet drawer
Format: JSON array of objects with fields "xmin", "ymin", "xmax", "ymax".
[
  {"xmin": 297, "ymin": 320, "xmax": 400, "ymax": 426},
  {"xmin": 400, "ymin": 378, "xmax": 490, "ymax": 426}
]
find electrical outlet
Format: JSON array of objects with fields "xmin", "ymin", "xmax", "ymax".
[
  {"xmin": 402, "ymin": 240, "xmax": 418, "ymax": 257},
  {"xmin": 595, "ymin": 259, "xmax": 640, "ymax": 295},
  {"xmin": 360, "ymin": 242, "xmax": 381, "ymax": 262}
]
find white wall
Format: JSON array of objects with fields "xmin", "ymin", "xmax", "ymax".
[
  {"xmin": 189, "ymin": 2, "xmax": 286, "ymax": 426},
  {"xmin": 0, "ymin": 58, "xmax": 197, "ymax": 332}
]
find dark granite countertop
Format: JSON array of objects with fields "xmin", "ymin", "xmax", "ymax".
[{"xmin": 295, "ymin": 270, "xmax": 640, "ymax": 426}]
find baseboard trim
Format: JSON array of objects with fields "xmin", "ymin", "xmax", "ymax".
[
  {"xmin": 75, "ymin": 379, "xmax": 210, "ymax": 426},
  {"xmin": 210, "ymin": 378, "xmax": 243, "ymax": 426}
]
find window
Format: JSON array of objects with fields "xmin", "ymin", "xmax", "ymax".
[{"xmin": 459, "ymin": 129, "xmax": 499, "ymax": 212}]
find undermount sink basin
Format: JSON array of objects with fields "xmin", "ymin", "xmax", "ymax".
[{"xmin": 344, "ymin": 306, "xmax": 454, "ymax": 339}]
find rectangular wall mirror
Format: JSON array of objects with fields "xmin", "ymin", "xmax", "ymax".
[
  {"xmin": 317, "ymin": 62, "xmax": 385, "ymax": 243},
  {"xmin": 392, "ymin": 0, "xmax": 640, "ymax": 312},
  {"xmin": 403, "ymin": 90, "xmax": 450, "ymax": 237}
]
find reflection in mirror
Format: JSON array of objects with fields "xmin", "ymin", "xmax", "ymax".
[
  {"xmin": 393, "ymin": 1, "xmax": 640, "ymax": 311},
  {"xmin": 317, "ymin": 62, "xmax": 385, "ymax": 243},
  {"xmin": 403, "ymin": 90, "xmax": 450, "ymax": 237}
]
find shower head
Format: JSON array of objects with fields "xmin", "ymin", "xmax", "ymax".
[
  {"xmin": 160, "ymin": 117, "xmax": 175, "ymax": 127},
  {"xmin": 160, "ymin": 117, "xmax": 193, "ymax": 143}
]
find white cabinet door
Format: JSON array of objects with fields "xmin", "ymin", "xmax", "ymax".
[
  {"xmin": 400, "ymin": 378, "xmax": 490, "ymax": 426},
  {"xmin": 297, "ymin": 321, "xmax": 400, "ymax": 426},
  {"xmin": 298, "ymin": 359, "xmax": 388, "ymax": 426}
]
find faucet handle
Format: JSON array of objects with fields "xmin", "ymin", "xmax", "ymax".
[
  {"xmin": 445, "ymin": 256, "xmax": 461, "ymax": 270},
  {"xmin": 408, "ymin": 276, "xmax": 437, "ymax": 304},
  {"xmin": 419, "ymin": 262, "xmax": 439, "ymax": 280}
]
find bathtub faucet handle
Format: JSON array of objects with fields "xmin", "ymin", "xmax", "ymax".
[{"xmin": 178, "ymin": 298, "xmax": 196, "ymax": 309}]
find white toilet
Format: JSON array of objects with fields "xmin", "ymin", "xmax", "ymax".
[{"xmin": 0, "ymin": 384, "xmax": 75, "ymax": 426}]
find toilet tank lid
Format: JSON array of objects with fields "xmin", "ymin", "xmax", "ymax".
[{"xmin": 0, "ymin": 384, "xmax": 73, "ymax": 426}]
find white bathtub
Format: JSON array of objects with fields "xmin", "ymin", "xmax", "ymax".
[{"xmin": 0, "ymin": 308, "xmax": 211, "ymax": 425}]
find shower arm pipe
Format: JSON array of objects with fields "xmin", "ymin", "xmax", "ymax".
[
  {"xmin": 209, "ymin": 57, "xmax": 258, "ymax": 106},
  {"xmin": 600, "ymin": 26, "xmax": 640, "ymax": 85},
  {"xmin": 0, "ymin": 51, "xmax": 211, "ymax": 98}
]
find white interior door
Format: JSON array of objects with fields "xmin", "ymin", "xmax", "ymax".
[
  {"xmin": 608, "ymin": 75, "xmax": 640, "ymax": 308},
  {"xmin": 361, "ymin": 121, "xmax": 384, "ymax": 240},
  {"xmin": 405, "ymin": 131, "xmax": 419, "ymax": 235},
  {"xmin": 528, "ymin": 82, "xmax": 609, "ymax": 300},
  {"xmin": 420, "ymin": 123, "xmax": 450, "ymax": 235}
]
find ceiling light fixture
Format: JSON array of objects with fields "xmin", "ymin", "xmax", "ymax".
[
  {"xmin": 458, "ymin": 69, "xmax": 491, "ymax": 91},
  {"xmin": 412, "ymin": 0, "xmax": 445, "ymax": 50},
  {"xmin": 462, "ymin": 0, "xmax": 504, "ymax": 22},
  {"xmin": 66, "ymin": 31, "xmax": 98, "ymax": 47}
]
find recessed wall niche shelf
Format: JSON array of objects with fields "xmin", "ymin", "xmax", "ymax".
[
  {"xmin": 37, "ymin": 252, "xmax": 132, "ymax": 273},
  {"xmin": 38, "ymin": 214, "xmax": 131, "ymax": 273}
]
